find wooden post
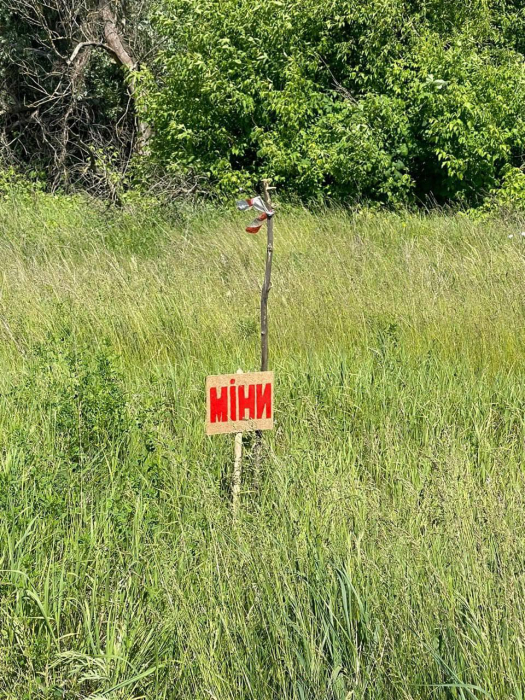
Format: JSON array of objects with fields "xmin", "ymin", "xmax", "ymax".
[
  {"xmin": 232, "ymin": 368, "xmax": 244, "ymax": 518},
  {"xmin": 260, "ymin": 179, "xmax": 274, "ymax": 372},
  {"xmin": 254, "ymin": 180, "xmax": 275, "ymax": 487}
]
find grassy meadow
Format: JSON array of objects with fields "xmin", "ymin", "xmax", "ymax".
[{"xmin": 1, "ymin": 194, "xmax": 525, "ymax": 699}]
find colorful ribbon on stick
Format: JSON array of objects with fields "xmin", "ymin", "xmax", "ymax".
[{"xmin": 236, "ymin": 196, "xmax": 275, "ymax": 234}]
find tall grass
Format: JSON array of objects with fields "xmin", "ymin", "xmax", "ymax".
[{"xmin": 1, "ymin": 193, "xmax": 525, "ymax": 698}]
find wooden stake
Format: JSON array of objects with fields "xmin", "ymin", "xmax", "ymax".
[
  {"xmin": 255, "ymin": 180, "xmax": 275, "ymax": 488},
  {"xmin": 260, "ymin": 179, "xmax": 274, "ymax": 372},
  {"xmin": 232, "ymin": 368, "xmax": 244, "ymax": 518}
]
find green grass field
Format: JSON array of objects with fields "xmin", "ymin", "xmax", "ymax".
[{"xmin": 1, "ymin": 194, "xmax": 525, "ymax": 699}]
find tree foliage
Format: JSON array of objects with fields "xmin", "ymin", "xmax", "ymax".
[
  {"xmin": 2, "ymin": 0, "xmax": 525, "ymax": 205},
  {"xmin": 141, "ymin": 0, "xmax": 525, "ymax": 205}
]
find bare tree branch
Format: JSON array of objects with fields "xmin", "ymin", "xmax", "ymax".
[
  {"xmin": 67, "ymin": 41, "xmax": 116, "ymax": 65},
  {"xmin": 99, "ymin": 0, "xmax": 135, "ymax": 69}
]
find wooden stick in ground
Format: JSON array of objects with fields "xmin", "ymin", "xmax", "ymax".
[
  {"xmin": 260, "ymin": 179, "xmax": 274, "ymax": 372},
  {"xmin": 255, "ymin": 180, "xmax": 275, "ymax": 488},
  {"xmin": 232, "ymin": 368, "xmax": 244, "ymax": 518}
]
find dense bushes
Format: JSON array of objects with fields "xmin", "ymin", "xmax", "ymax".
[
  {"xmin": 2, "ymin": 0, "xmax": 525, "ymax": 206},
  {"xmin": 140, "ymin": 0, "xmax": 525, "ymax": 205}
]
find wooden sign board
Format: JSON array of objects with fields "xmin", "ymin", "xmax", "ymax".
[{"xmin": 206, "ymin": 371, "xmax": 274, "ymax": 435}]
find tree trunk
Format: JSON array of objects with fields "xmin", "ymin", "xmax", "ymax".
[{"xmin": 98, "ymin": 0, "xmax": 152, "ymax": 152}]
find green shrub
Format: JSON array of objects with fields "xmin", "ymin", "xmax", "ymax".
[
  {"xmin": 140, "ymin": 0, "xmax": 525, "ymax": 206},
  {"xmin": 11, "ymin": 331, "xmax": 129, "ymax": 466},
  {"xmin": 471, "ymin": 165, "xmax": 525, "ymax": 217},
  {"xmin": 0, "ymin": 166, "xmax": 45, "ymax": 197}
]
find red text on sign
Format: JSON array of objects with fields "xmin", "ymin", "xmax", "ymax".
[{"xmin": 210, "ymin": 380, "xmax": 272, "ymax": 423}]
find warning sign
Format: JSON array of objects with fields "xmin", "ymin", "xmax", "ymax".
[{"xmin": 206, "ymin": 371, "xmax": 274, "ymax": 435}]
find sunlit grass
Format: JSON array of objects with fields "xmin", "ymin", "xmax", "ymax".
[{"xmin": 0, "ymin": 193, "xmax": 525, "ymax": 698}]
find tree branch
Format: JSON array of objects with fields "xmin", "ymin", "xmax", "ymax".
[
  {"xmin": 67, "ymin": 41, "xmax": 117, "ymax": 65},
  {"xmin": 99, "ymin": 0, "xmax": 136, "ymax": 69}
]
